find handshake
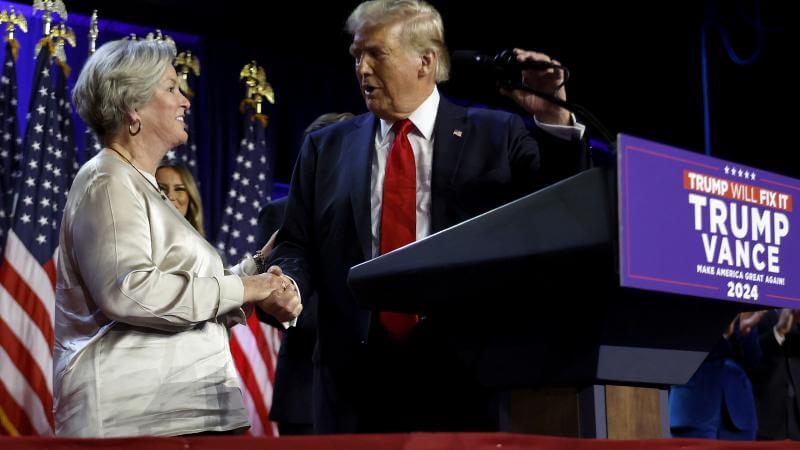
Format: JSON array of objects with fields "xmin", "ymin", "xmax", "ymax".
[{"xmin": 241, "ymin": 265, "xmax": 302, "ymax": 323}]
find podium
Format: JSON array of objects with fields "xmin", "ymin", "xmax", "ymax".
[{"xmin": 348, "ymin": 167, "xmax": 750, "ymax": 438}]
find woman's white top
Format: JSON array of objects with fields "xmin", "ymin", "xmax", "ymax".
[{"xmin": 54, "ymin": 152, "xmax": 250, "ymax": 437}]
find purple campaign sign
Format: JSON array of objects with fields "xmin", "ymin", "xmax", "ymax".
[{"xmin": 618, "ymin": 134, "xmax": 800, "ymax": 307}]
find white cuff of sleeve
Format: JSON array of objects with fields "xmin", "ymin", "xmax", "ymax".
[
  {"xmin": 281, "ymin": 275, "xmax": 301, "ymax": 329},
  {"xmin": 774, "ymin": 325, "xmax": 786, "ymax": 346},
  {"xmin": 534, "ymin": 113, "xmax": 586, "ymax": 141}
]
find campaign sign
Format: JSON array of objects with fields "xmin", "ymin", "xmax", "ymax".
[{"xmin": 618, "ymin": 134, "xmax": 799, "ymax": 307}]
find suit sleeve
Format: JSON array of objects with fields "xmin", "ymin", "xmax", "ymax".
[
  {"xmin": 70, "ymin": 176, "xmax": 244, "ymax": 332},
  {"xmin": 507, "ymin": 113, "xmax": 588, "ymax": 191},
  {"xmin": 257, "ymin": 198, "xmax": 286, "ymax": 248},
  {"xmin": 263, "ymin": 135, "xmax": 317, "ymax": 317}
]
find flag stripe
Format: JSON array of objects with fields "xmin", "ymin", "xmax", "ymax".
[
  {"xmin": 0, "ymin": 383, "xmax": 25, "ymax": 436},
  {"xmin": 238, "ymin": 381, "xmax": 265, "ymax": 436},
  {"xmin": 230, "ymin": 335, "xmax": 272, "ymax": 434},
  {"xmin": 0, "ymin": 266, "xmax": 54, "ymax": 355},
  {"xmin": 0, "ymin": 345, "xmax": 52, "ymax": 434},
  {"xmin": 43, "ymin": 259, "xmax": 56, "ymax": 291},
  {"xmin": 233, "ymin": 323, "xmax": 274, "ymax": 406},
  {"xmin": 3, "ymin": 230, "xmax": 55, "ymax": 323},
  {"xmin": 248, "ymin": 316, "xmax": 277, "ymax": 382},
  {"xmin": 0, "ymin": 317, "xmax": 53, "ymax": 428},
  {"xmin": 0, "ymin": 286, "xmax": 53, "ymax": 387}
]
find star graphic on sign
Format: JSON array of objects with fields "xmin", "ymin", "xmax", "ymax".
[
  {"xmin": 724, "ymin": 166, "xmax": 730, "ymax": 174},
  {"xmin": 750, "ymin": 172, "xmax": 756, "ymax": 180},
  {"xmin": 737, "ymin": 169, "xmax": 743, "ymax": 177}
]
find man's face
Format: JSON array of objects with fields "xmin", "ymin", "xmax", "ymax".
[{"xmin": 350, "ymin": 21, "xmax": 427, "ymax": 121}]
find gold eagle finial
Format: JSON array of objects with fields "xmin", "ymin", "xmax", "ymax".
[{"xmin": 239, "ymin": 61, "xmax": 275, "ymax": 127}]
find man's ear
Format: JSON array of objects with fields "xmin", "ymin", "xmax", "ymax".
[{"xmin": 419, "ymin": 49, "xmax": 436, "ymax": 79}]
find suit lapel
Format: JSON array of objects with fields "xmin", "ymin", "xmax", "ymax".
[
  {"xmin": 431, "ymin": 98, "xmax": 468, "ymax": 232},
  {"xmin": 349, "ymin": 114, "xmax": 378, "ymax": 260}
]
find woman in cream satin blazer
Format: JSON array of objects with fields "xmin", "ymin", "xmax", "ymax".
[{"xmin": 54, "ymin": 38, "xmax": 301, "ymax": 437}]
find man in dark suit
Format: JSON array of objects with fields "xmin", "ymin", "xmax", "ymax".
[
  {"xmin": 259, "ymin": 113, "xmax": 354, "ymax": 436},
  {"xmin": 751, "ymin": 309, "xmax": 800, "ymax": 440},
  {"xmin": 258, "ymin": 197, "xmax": 317, "ymax": 435},
  {"xmin": 266, "ymin": 0, "xmax": 586, "ymax": 434}
]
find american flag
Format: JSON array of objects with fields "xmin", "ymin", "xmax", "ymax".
[
  {"xmin": 54, "ymin": 64, "xmax": 79, "ymax": 187},
  {"xmin": 0, "ymin": 39, "xmax": 24, "ymax": 258},
  {"xmin": 0, "ymin": 42, "xmax": 75, "ymax": 436},
  {"xmin": 216, "ymin": 106, "xmax": 281, "ymax": 436},
  {"xmin": 82, "ymin": 127, "xmax": 102, "ymax": 162},
  {"xmin": 164, "ymin": 70, "xmax": 199, "ymax": 180}
]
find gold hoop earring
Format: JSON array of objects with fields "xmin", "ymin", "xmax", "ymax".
[{"xmin": 129, "ymin": 120, "xmax": 142, "ymax": 136}]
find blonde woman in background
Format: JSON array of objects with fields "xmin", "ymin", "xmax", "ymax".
[{"xmin": 156, "ymin": 162, "xmax": 205, "ymax": 236}]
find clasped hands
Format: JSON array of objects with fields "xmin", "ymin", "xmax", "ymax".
[{"xmin": 242, "ymin": 265, "xmax": 302, "ymax": 323}]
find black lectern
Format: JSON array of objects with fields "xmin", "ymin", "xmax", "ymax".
[{"xmin": 348, "ymin": 167, "xmax": 749, "ymax": 438}]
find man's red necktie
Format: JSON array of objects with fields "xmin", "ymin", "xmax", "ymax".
[{"xmin": 379, "ymin": 119, "xmax": 419, "ymax": 340}]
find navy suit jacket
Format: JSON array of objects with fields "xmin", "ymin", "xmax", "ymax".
[
  {"xmin": 266, "ymin": 97, "xmax": 585, "ymax": 429},
  {"xmin": 270, "ymin": 98, "xmax": 586, "ymax": 432}
]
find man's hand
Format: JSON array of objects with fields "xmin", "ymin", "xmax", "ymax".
[
  {"xmin": 256, "ymin": 265, "xmax": 302, "ymax": 323},
  {"xmin": 739, "ymin": 310, "xmax": 767, "ymax": 335},
  {"xmin": 776, "ymin": 308, "xmax": 795, "ymax": 337},
  {"xmin": 499, "ymin": 48, "xmax": 571, "ymax": 125}
]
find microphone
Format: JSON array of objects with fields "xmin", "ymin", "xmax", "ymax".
[{"xmin": 451, "ymin": 49, "xmax": 560, "ymax": 72}]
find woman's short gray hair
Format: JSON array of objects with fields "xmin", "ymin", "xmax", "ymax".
[
  {"xmin": 72, "ymin": 39, "xmax": 176, "ymax": 143},
  {"xmin": 346, "ymin": 0, "xmax": 450, "ymax": 82}
]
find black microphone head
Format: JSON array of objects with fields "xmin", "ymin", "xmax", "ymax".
[{"xmin": 451, "ymin": 50, "xmax": 491, "ymax": 66}]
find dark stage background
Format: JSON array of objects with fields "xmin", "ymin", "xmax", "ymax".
[{"xmin": 58, "ymin": 0, "xmax": 799, "ymax": 236}]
